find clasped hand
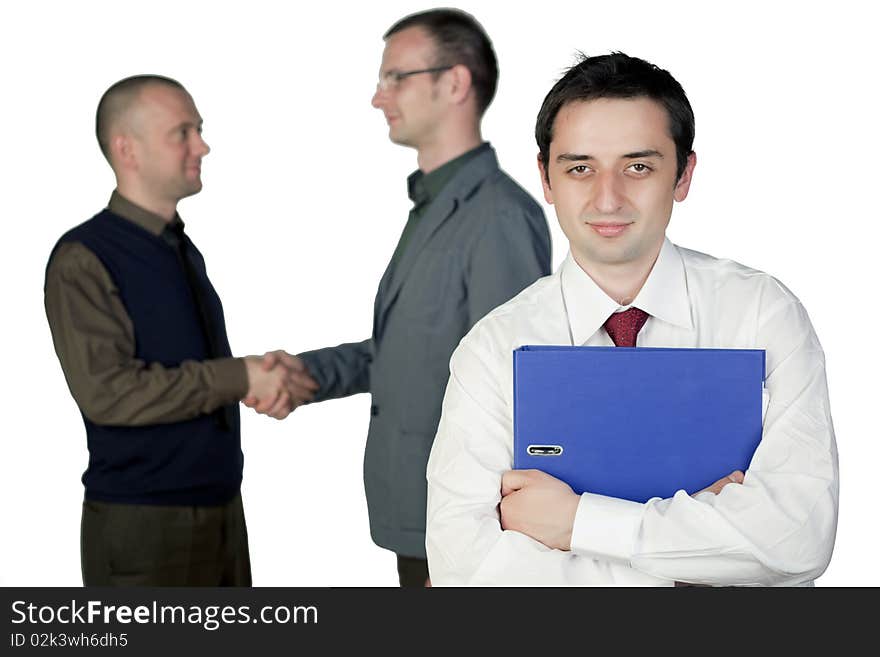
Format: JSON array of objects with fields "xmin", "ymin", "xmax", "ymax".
[{"xmin": 242, "ymin": 350, "xmax": 319, "ymax": 420}]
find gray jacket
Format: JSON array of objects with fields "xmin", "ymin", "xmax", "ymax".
[{"xmin": 299, "ymin": 146, "xmax": 551, "ymax": 557}]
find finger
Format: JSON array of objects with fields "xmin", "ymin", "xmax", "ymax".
[
  {"xmin": 698, "ymin": 471, "xmax": 744, "ymax": 496},
  {"xmin": 273, "ymin": 406, "xmax": 292, "ymax": 420},
  {"xmin": 266, "ymin": 350, "xmax": 297, "ymax": 369},
  {"xmin": 261, "ymin": 353, "xmax": 278, "ymax": 371},
  {"xmin": 288, "ymin": 370, "xmax": 319, "ymax": 392},
  {"xmin": 285, "ymin": 374, "xmax": 309, "ymax": 391},
  {"xmin": 697, "ymin": 478, "xmax": 722, "ymax": 495},
  {"xmin": 728, "ymin": 470, "xmax": 745, "ymax": 484},
  {"xmin": 500, "ymin": 470, "xmax": 531, "ymax": 497},
  {"xmin": 291, "ymin": 389, "xmax": 315, "ymax": 404},
  {"xmin": 288, "ymin": 372, "xmax": 320, "ymax": 392},
  {"xmin": 254, "ymin": 392, "xmax": 280, "ymax": 414},
  {"xmin": 242, "ymin": 396, "xmax": 258, "ymax": 408},
  {"xmin": 268, "ymin": 393, "xmax": 291, "ymax": 420},
  {"xmin": 714, "ymin": 471, "xmax": 745, "ymax": 492},
  {"xmin": 267, "ymin": 395, "xmax": 287, "ymax": 419},
  {"xmin": 281, "ymin": 352, "xmax": 301, "ymax": 369},
  {"xmin": 290, "ymin": 394, "xmax": 313, "ymax": 409},
  {"xmin": 289, "ymin": 387, "xmax": 316, "ymax": 403}
]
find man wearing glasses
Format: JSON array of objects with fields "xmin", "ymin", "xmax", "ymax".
[{"xmin": 250, "ymin": 8, "xmax": 551, "ymax": 586}]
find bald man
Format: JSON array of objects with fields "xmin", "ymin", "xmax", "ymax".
[{"xmin": 44, "ymin": 75, "xmax": 308, "ymax": 586}]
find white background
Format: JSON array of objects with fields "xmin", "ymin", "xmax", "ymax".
[{"xmin": 1, "ymin": 0, "xmax": 876, "ymax": 586}]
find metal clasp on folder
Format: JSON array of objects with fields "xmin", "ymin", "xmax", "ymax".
[{"xmin": 526, "ymin": 444, "xmax": 564, "ymax": 456}]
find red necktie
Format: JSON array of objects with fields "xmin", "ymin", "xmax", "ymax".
[{"xmin": 604, "ymin": 307, "xmax": 649, "ymax": 347}]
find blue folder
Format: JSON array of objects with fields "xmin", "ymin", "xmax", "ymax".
[{"xmin": 513, "ymin": 346, "xmax": 765, "ymax": 503}]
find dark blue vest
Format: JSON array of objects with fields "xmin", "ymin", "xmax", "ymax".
[{"xmin": 50, "ymin": 209, "xmax": 242, "ymax": 505}]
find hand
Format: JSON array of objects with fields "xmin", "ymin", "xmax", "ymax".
[
  {"xmin": 242, "ymin": 355, "xmax": 295, "ymax": 420},
  {"xmin": 697, "ymin": 470, "xmax": 745, "ymax": 496},
  {"xmin": 499, "ymin": 469, "xmax": 580, "ymax": 551},
  {"xmin": 243, "ymin": 351, "xmax": 319, "ymax": 418},
  {"xmin": 260, "ymin": 350, "xmax": 319, "ymax": 406}
]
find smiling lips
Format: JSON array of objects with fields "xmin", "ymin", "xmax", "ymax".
[{"xmin": 588, "ymin": 222, "xmax": 632, "ymax": 237}]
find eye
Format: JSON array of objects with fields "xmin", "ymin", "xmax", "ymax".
[
  {"xmin": 567, "ymin": 164, "xmax": 592, "ymax": 175},
  {"xmin": 626, "ymin": 163, "xmax": 653, "ymax": 174}
]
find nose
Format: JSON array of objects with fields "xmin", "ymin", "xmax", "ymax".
[
  {"xmin": 593, "ymin": 171, "xmax": 624, "ymax": 215},
  {"xmin": 372, "ymin": 84, "xmax": 387, "ymax": 109},
  {"xmin": 196, "ymin": 133, "xmax": 210, "ymax": 157}
]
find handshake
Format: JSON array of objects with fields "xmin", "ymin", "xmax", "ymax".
[{"xmin": 242, "ymin": 350, "xmax": 319, "ymax": 420}]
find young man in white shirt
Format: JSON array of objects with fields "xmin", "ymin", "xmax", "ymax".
[{"xmin": 425, "ymin": 52, "xmax": 838, "ymax": 586}]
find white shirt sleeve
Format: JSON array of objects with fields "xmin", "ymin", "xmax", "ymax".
[{"xmin": 569, "ymin": 292, "xmax": 838, "ymax": 586}]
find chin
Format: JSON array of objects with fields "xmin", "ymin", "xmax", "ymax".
[
  {"xmin": 179, "ymin": 183, "xmax": 203, "ymax": 199},
  {"xmin": 388, "ymin": 130, "xmax": 415, "ymax": 148},
  {"xmin": 582, "ymin": 241, "xmax": 637, "ymax": 265}
]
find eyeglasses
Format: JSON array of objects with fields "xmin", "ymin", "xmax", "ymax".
[{"xmin": 376, "ymin": 66, "xmax": 453, "ymax": 92}]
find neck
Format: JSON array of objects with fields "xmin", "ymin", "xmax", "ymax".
[
  {"xmin": 572, "ymin": 240, "xmax": 664, "ymax": 306},
  {"xmin": 116, "ymin": 181, "xmax": 177, "ymax": 222},
  {"xmin": 416, "ymin": 122, "xmax": 482, "ymax": 174}
]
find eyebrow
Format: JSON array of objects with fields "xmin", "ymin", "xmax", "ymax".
[
  {"xmin": 555, "ymin": 149, "xmax": 664, "ymax": 163},
  {"xmin": 170, "ymin": 119, "xmax": 203, "ymax": 131},
  {"xmin": 623, "ymin": 149, "xmax": 664, "ymax": 159},
  {"xmin": 556, "ymin": 153, "xmax": 593, "ymax": 163}
]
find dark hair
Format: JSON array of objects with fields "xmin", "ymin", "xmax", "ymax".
[
  {"xmin": 96, "ymin": 74, "xmax": 185, "ymax": 161},
  {"xmin": 385, "ymin": 8, "xmax": 498, "ymax": 117},
  {"xmin": 536, "ymin": 52, "xmax": 695, "ymax": 181}
]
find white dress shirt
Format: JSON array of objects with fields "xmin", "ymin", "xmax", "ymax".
[{"xmin": 426, "ymin": 238, "xmax": 838, "ymax": 586}]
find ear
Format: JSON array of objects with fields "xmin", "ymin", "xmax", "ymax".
[
  {"xmin": 447, "ymin": 64, "xmax": 472, "ymax": 106},
  {"xmin": 110, "ymin": 133, "xmax": 138, "ymax": 172},
  {"xmin": 673, "ymin": 151, "xmax": 697, "ymax": 202},
  {"xmin": 537, "ymin": 153, "xmax": 554, "ymax": 204}
]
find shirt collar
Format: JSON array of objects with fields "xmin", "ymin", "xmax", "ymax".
[
  {"xmin": 560, "ymin": 237, "xmax": 693, "ymax": 345},
  {"xmin": 631, "ymin": 237, "xmax": 692, "ymax": 331},
  {"xmin": 108, "ymin": 190, "xmax": 184, "ymax": 236},
  {"xmin": 406, "ymin": 142, "xmax": 491, "ymax": 208}
]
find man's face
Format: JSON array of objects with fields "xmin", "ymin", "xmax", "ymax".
[
  {"xmin": 371, "ymin": 26, "xmax": 446, "ymax": 148},
  {"xmin": 129, "ymin": 84, "xmax": 210, "ymax": 203},
  {"xmin": 539, "ymin": 97, "xmax": 695, "ymax": 270}
]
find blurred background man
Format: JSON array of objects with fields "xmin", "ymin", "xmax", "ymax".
[
  {"xmin": 253, "ymin": 9, "xmax": 551, "ymax": 586},
  {"xmin": 45, "ymin": 75, "xmax": 302, "ymax": 585}
]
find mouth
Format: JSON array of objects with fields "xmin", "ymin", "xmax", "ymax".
[{"xmin": 587, "ymin": 222, "xmax": 632, "ymax": 237}]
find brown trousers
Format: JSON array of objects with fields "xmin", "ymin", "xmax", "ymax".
[{"xmin": 81, "ymin": 493, "xmax": 251, "ymax": 586}]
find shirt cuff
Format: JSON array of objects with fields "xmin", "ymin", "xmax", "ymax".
[
  {"xmin": 206, "ymin": 357, "xmax": 249, "ymax": 402},
  {"xmin": 570, "ymin": 492, "xmax": 644, "ymax": 565}
]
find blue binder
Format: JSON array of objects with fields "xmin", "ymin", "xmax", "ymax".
[{"xmin": 513, "ymin": 346, "xmax": 765, "ymax": 503}]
